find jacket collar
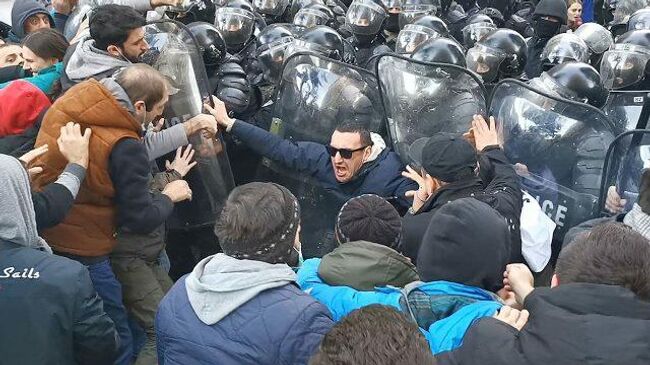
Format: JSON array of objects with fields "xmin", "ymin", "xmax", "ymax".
[{"xmin": 419, "ymin": 176, "xmax": 483, "ymax": 212}]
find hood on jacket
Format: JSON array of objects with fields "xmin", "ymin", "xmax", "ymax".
[
  {"xmin": 417, "ymin": 197, "xmax": 510, "ymax": 293},
  {"xmin": 0, "ymin": 80, "xmax": 51, "ymax": 137},
  {"xmin": 0, "ymin": 155, "xmax": 52, "ymax": 253},
  {"xmin": 319, "ymin": 241, "xmax": 419, "ymax": 291},
  {"xmin": 65, "ymin": 38, "xmax": 130, "ymax": 85},
  {"xmin": 185, "ymin": 253, "xmax": 297, "ymax": 325},
  {"xmin": 10, "ymin": 0, "xmax": 54, "ymax": 40},
  {"xmin": 99, "ymin": 77, "xmax": 136, "ymax": 115}
]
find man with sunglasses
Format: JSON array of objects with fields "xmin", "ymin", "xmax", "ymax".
[{"xmin": 205, "ymin": 96, "xmax": 417, "ymax": 211}]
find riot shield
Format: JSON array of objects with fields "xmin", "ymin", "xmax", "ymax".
[
  {"xmin": 375, "ymin": 54, "xmax": 487, "ymax": 167},
  {"xmin": 258, "ymin": 52, "xmax": 386, "ymax": 257},
  {"xmin": 599, "ymin": 130, "xmax": 650, "ymax": 215},
  {"xmin": 603, "ymin": 91, "xmax": 650, "ymax": 134},
  {"xmin": 145, "ymin": 20, "xmax": 235, "ymax": 230},
  {"xmin": 490, "ymin": 79, "xmax": 616, "ymax": 238}
]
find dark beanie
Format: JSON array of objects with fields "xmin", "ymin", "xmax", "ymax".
[
  {"xmin": 420, "ymin": 133, "xmax": 477, "ymax": 182},
  {"xmin": 416, "ymin": 198, "xmax": 510, "ymax": 292},
  {"xmin": 335, "ymin": 194, "xmax": 402, "ymax": 250}
]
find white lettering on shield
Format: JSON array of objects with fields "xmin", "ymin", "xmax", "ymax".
[{"xmin": 534, "ymin": 196, "xmax": 568, "ymax": 227}]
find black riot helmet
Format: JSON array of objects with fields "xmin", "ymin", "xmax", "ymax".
[
  {"xmin": 186, "ymin": 22, "xmax": 227, "ymax": 68},
  {"xmin": 461, "ymin": 13, "xmax": 496, "ymax": 49},
  {"xmin": 256, "ymin": 24, "xmax": 297, "ymax": 83},
  {"xmin": 600, "ymin": 30, "xmax": 650, "ymax": 90},
  {"xmin": 530, "ymin": 62, "xmax": 609, "ymax": 108},
  {"xmin": 574, "ymin": 22, "xmax": 614, "ymax": 56},
  {"xmin": 284, "ymin": 25, "xmax": 345, "ymax": 60},
  {"xmin": 215, "ymin": 0, "xmax": 257, "ymax": 51},
  {"xmin": 466, "ymin": 28, "xmax": 528, "ymax": 82},
  {"xmin": 540, "ymin": 33, "xmax": 590, "ymax": 71},
  {"xmin": 399, "ymin": 0, "xmax": 440, "ymax": 30},
  {"xmin": 628, "ymin": 8, "xmax": 650, "ymax": 31},
  {"xmin": 293, "ymin": 4, "xmax": 333, "ymax": 28},
  {"xmin": 412, "ymin": 14, "xmax": 449, "ymax": 35},
  {"xmin": 345, "ymin": 0, "xmax": 388, "ymax": 38},
  {"xmin": 253, "ymin": 0, "xmax": 290, "ymax": 17},
  {"xmin": 478, "ymin": 7, "xmax": 505, "ymax": 27},
  {"xmin": 411, "ymin": 37, "xmax": 466, "ymax": 67}
]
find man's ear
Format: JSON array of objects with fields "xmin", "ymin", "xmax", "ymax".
[
  {"xmin": 362, "ymin": 145, "xmax": 373, "ymax": 162},
  {"xmin": 106, "ymin": 45, "xmax": 122, "ymax": 58},
  {"xmin": 551, "ymin": 273, "xmax": 560, "ymax": 288},
  {"xmin": 133, "ymin": 100, "xmax": 146, "ymax": 113}
]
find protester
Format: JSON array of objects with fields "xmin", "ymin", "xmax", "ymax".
[
  {"xmin": 0, "ymin": 154, "xmax": 118, "ymax": 365},
  {"xmin": 204, "ymin": 97, "xmax": 417, "ymax": 211},
  {"xmin": 111, "ymin": 145, "xmax": 197, "ymax": 365},
  {"xmin": 0, "ymin": 28, "xmax": 69, "ymax": 95},
  {"xmin": 32, "ymin": 64, "xmax": 194, "ymax": 365},
  {"xmin": 320, "ymin": 194, "xmax": 419, "ymax": 291},
  {"xmin": 567, "ymin": 0, "xmax": 584, "ymax": 30},
  {"xmin": 7, "ymin": 0, "xmax": 54, "ymax": 43},
  {"xmin": 156, "ymin": 182, "xmax": 334, "ymax": 365},
  {"xmin": 401, "ymin": 115, "xmax": 522, "ymax": 264},
  {"xmin": 309, "ymin": 305, "xmax": 438, "ymax": 365},
  {"xmin": 298, "ymin": 198, "xmax": 509, "ymax": 354},
  {"xmin": 437, "ymin": 222, "xmax": 650, "ymax": 364}
]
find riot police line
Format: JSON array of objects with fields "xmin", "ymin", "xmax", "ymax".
[{"xmin": 50, "ymin": 0, "xmax": 650, "ymax": 269}]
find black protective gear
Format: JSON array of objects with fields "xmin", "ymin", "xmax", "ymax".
[
  {"xmin": 461, "ymin": 13, "xmax": 496, "ymax": 48},
  {"xmin": 215, "ymin": 6, "xmax": 257, "ymax": 52},
  {"xmin": 186, "ymin": 22, "xmax": 227, "ymax": 69},
  {"xmin": 255, "ymin": 23, "xmax": 297, "ymax": 84},
  {"xmin": 540, "ymin": 33, "xmax": 590, "ymax": 71},
  {"xmin": 599, "ymin": 30, "xmax": 650, "ymax": 91},
  {"xmin": 345, "ymin": 0, "xmax": 387, "ymax": 43},
  {"xmin": 412, "ymin": 15, "xmax": 450, "ymax": 35},
  {"xmin": 533, "ymin": 0, "xmax": 568, "ymax": 24},
  {"xmin": 444, "ymin": 8, "xmax": 469, "ymax": 41},
  {"xmin": 399, "ymin": 0, "xmax": 439, "ymax": 30},
  {"xmin": 467, "ymin": 28, "xmax": 528, "ymax": 82},
  {"xmin": 293, "ymin": 7, "xmax": 332, "ymax": 28},
  {"xmin": 545, "ymin": 62, "xmax": 609, "ymax": 108},
  {"xmin": 216, "ymin": 61, "xmax": 252, "ymax": 114},
  {"xmin": 628, "ymin": 8, "xmax": 650, "ymax": 31},
  {"xmin": 287, "ymin": 25, "xmax": 345, "ymax": 60},
  {"xmin": 617, "ymin": 28, "xmax": 650, "ymax": 48},
  {"xmin": 172, "ymin": 0, "xmax": 217, "ymax": 24},
  {"xmin": 505, "ymin": 14, "xmax": 534, "ymax": 38},
  {"xmin": 252, "ymin": 0, "xmax": 290, "ymax": 17},
  {"xmin": 412, "ymin": 37, "xmax": 467, "ymax": 67},
  {"xmin": 478, "ymin": 7, "xmax": 505, "ymax": 27},
  {"xmin": 573, "ymin": 23, "xmax": 614, "ymax": 56}
]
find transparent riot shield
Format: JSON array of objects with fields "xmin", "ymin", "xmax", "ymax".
[
  {"xmin": 376, "ymin": 54, "xmax": 487, "ymax": 167},
  {"xmin": 490, "ymin": 79, "xmax": 616, "ymax": 238},
  {"xmin": 599, "ymin": 130, "xmax": 650, "ymax": 215},
  {"xmin": 63, "ymin": 0, "xmax": 100, "ymax": 40},
  {"xmin": 603, "ymin": 90, "xmax": 650, "ymax": 134},
  {"xmin": 145, "ymin": 20, "xmax": 235, "ymax": 230},
  {"xmin": 258, "ymin": 52, "xmax": 386, "ymax": 258}
]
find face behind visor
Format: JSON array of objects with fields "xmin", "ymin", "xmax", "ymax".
[
  {"xmin": 345, "ymin": 0, "xmax": 388, "ymax": 36},
  {"xmin": 466, "ymin": 43, "xmax": 507, "ymax": 83},
  {"xmin": 461, "ymin": 21, "xmax": 496, "ymax": 49},
  {"xmin": 293, "ymin": 8, "xmax": 330, "ymax": 28},
  {"xmin": 395, "ymin": 24, "xmax": 442, "ymax": 54},
  {"xmin": 256, "ymin": 36, "xmax": 294, "ymax": 83},
  {"xmin": 600, "ymin": 43, "xmax": 650, "ymax": 90},
  {"xmin": 215, "ymin": 7, "xmax": 256, "ymax": 48}
]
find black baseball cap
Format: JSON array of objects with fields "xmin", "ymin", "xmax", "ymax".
[{"xmin": 410, "ymin": 133, "xmax": 477, "ymax": 182}]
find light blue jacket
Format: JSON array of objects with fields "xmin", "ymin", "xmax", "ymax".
[
  {"xmin": 0, "ymin": 62, "xmax": 63, "ymax": 95},
  {"xmin": 297, "ymin": 258, "xmax": 502, "ymax": 354}
]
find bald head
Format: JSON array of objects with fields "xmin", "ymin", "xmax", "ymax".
[{"xmin": 114, "ymin": 64, "xmax": 168, "ymax": 112}]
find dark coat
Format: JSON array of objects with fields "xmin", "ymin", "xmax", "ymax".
[
  {"xmin": 401, "ymin": 147, "xmax": 523, "ymax": 263},
  {"xmin": 0, "ymin": 240, "xmax": 118, "ymax": 365},
  {"xmin": 230, "ymin": 120, "xmax": 417, "ymax": 210},
  {"xmin": 524, "ymin": 37, "xmax": 546, "ymax": 79},
  {"xmin": 437, "ymin": 283, "xmax": 650, "ymax": 365},
  {"xmin": 156, "ymin": 277, "xmax": 334, "ymax": 365}
]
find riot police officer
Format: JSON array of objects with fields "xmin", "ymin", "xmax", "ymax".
[
  {"xmin": 628, "ymin": 8, "xmax": 650, "ymax": 31},
  {"xmin": 345, "ymin": 0, "xmax": 391, "ymax": 68},
  {"xmin": 461, "ymin": 13, "xmax": 496, "ymax": 49},
  {"xmin": 285, "ymin": 25, "xmax": 347, "ymax": 60},
  {"xmin": 600, "ymin": 30, "xmax": 650, "ymax": 91},
  {"xmin": 411, "ymin": 36, "xmax": 466, "ymax": 66},
  {"xmin": 524, "ymin": 0, "xmax": 568, "ymax": 79},
  {"xmin": 466, "ymin": 28, "xmax": 528, "ymax": 84},
  {"xmin": 530, "ymin": 61, "xmax": 609, "ymax": 108},
  {"xmin": 574, "ymin": 22, "xmax": 614, "ymax": 67},
  {"xmin": 394, "ymin": 15, "xmax": 447, "ymax": 54}
]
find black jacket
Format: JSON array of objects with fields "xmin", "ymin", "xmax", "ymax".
[
  {"xmin": 0, "ymin": 240, "xmax": 118, "ymax": 365},
  {"xmin": 401, "ymin": 146, "xmax": 522, "ymax": 263},
  {"xmin": 524, "ymin": 37, "xmax": 546, "ymax": 79},
  {"xmin": 437, "ymin": 283, "xmax": 650, "ymax": 365}
]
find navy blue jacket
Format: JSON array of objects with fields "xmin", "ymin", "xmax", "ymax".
[
  {"xmin": 230, "ymin": 120, "xmax": 417, "ymax": 210},
  {"xmin": 156, "ymin": 276, "xmax": 334, "ymax": 365}
]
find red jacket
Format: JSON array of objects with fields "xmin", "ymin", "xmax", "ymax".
[{"xmin": 0, "ymin": 80, "xmax": 51, "ymax": 137}]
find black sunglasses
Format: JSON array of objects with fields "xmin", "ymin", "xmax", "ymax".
[{"xmin": 327, "ymin": 145, "xmax": 370, "ymax": 159}]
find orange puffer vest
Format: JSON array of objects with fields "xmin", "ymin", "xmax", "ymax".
[{"xmin": 33, "ymin": 79, "xmax": 141, "ymax": 257}]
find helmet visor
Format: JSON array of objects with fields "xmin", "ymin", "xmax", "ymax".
[
  {"xmin": 541, "ymin": 36, "xmax": 590, "ymax": 65},
  {"xmin": 215, "ymin": 8, "xmax": 255, "ymax": 46},
  {"xmin": 293, "ymin": 8, "xmax": 330, "ymax": 28},
  {"xmin": 461, "ymin": 22, "xmax": 496, "ymax": 48},
  {"xmin": 345, "ymin": 0, "xmax": 387, "ymax": 35},
  {"xmin": 284, "ymin": 38, "xmax": 335, "ymax": 60},
  {"xmin": 574, "ymin": 23, "xmax": 613, "ymax": 55},
  {"xmin": 253, "ymin": 0, "xmax": 290, "ymax": 16},
  {"xmin": 395, "ymin": 24, "xmax": 440, "ymax": 54},
  {"xmin": 381, "ymin": 0, "xmax": 402, "ymax": 13},
  {"xmin": 466, "ymin": 44, "xmax": 506, "ymax": 83},
  {"xmin": 398, "ymin": 4, "xmax": 437, "ymax": 30},
  {"xmin": 257, "ymin": 37, "xmax": 294, "ymax": 83},
  {"xmin": 628, "ymin": 12, "xmax": 650, "ymax": 31},
  {"xmin": 600, "ymin": 45, "xmax": 650, "ymax": 90}
]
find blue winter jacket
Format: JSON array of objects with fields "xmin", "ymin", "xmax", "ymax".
[
  {"xmin": 230, "ymin": 120, "xmax": 417, "ymax": 210},
  {"xmin": 0, "ymin": 62, "xmax": 63, "ymax": 95},
  {"xmin": 298, "ymin": 258, "xmax": 502, "ymax": 354},
  {"xmin": 156, "ymin": 276, "xmax": 334, "ymax": 365}
]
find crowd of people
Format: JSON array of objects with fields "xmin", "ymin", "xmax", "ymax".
[{"xmin": 1, "ymin": 0, "xmax": 650, "ymax": 364}]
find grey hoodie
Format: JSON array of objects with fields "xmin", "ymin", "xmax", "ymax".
[
  {"xmin": 9, "ymin": 0, "xmax": 54, "ymax": 41},
  {"xmin": 65, "ymin": 38, "xmax": 131, "ymax": 88},
  {"xmin": 185, "ymin": 253, "xmax": 297, "ymax": 325}
]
